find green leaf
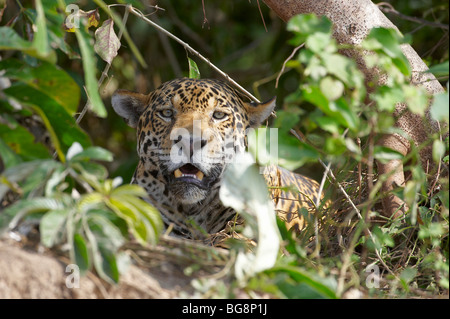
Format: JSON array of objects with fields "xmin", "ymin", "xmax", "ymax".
[
  {"xmin": 0, "ymin": 27, "xmax": 55, "ymax": 62},
  {"xmin": 1, "ymin": 197, "xmax": 66, "ymax": 231},
  {"xmin": 74, "ymin": 27, "xmax": 107, "ymax": 118},
  {"xmin": 72, "ymin": 233, "xmax": 90, "ymax": 274},
  {"xmin": 0, "ymin": 59, "xmax": 80, "ymax": 115},
  {"xmin": 315, "ymin": 116, "xmax": 341, "ymax": 134},
  {"xmin": 267, "ymin": 265, "xmax": 337, "ymax": 299},
  {"xmin": 433, "ymin": 139, "xmax": 446, "ymax": 163},
  {"xmin": 0, "ymin": 123, "xmax": 50, "ymax": 162},
  {"xmin": 426, "ymin": 61, "xmax": 449, "ymax": 77},
  {"xmin": 0, "ymin": 27, "xmax": 33, "ymax": 51},
  {"xmin": 366, "ymin": 28, "xmax": 410, "ymax": 75},
  {"xmin": 3, "ymin": 83, "xmax": 91, "ymax": 157},
  {"xmin": 306, "ymin": 32, "xmax": 332, "ymax": 54},
  {"xmin": 399, "ymin": 267, "xmax": 418, "ymax": 290},
  {"xmin": 430, "ymin": 83, "xmax": 449, "ymax": 123},
  {"xmin": 70, "ymin": 146, "xmax": 114, "ymax": 162},
  {"xmin": 287, "ymin": 14, "xmax": 332, "ymax": 44},
  {"xmin": 94, "ymin": 19, "xmax": 121, "ymax": 65},
  {"xmin": 372, "ymin": 85, "xmax": 404, "ymax": 112},
  {"xmin": 0, "ymin": 138, "xmax": 22, "ymax": 169},
  {"xmin": 418, "ymin": 222, "xmax": 445, "ymax": 239},
  {"xmin": 322, "ymin": 53, "xmax": 359, "ymax": 86},
  {"xmin": 188, "ymin": 58, "xmax": 201, "ymax": 79},
  {"xmin": 320, "ymin": 77, "xmax": 344, "ymax": 101},
  {"xmin": 373, "ymin": 146, "xmax": 404, "ymax": 163},
  {"xmin": 403, "ymin": 85, "xmax": 428, "ymax": 116},
  {"xmin": 33, "ymin": 0, "xmax": 52, "ymax": 59},
  {"xmin": 40, "ymin": 209, "xmax": 68, "ymax": 247}
]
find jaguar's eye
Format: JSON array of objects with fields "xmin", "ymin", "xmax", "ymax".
[
  {"xmin": 212, "ymin": 111, "xmax": 228, "ymax": 120},
  {"xmin": 159, "ymin": 109, "xmax": 174, "ymax": 119}
]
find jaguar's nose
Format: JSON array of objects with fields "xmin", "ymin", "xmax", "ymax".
[{"xmin": 174, "ymin": 135, "xmax": 207, "ymax": 161}]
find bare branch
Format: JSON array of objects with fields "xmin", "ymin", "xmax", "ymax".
[
  {"xmin": 127, "ymin": 5, "xmax": 261, "ymax": 102},
  {"xmin": 377, "ymin": 2, "xmax": 449, "ymax": 30}
]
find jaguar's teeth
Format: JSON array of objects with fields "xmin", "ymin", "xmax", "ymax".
[
  {"xmin": 196, "ymin": 171, "xmax": 204, "ymax": 181},
  {"xmin": 174, "ymin": 168, "xmax": 204, "ymax": 181}
]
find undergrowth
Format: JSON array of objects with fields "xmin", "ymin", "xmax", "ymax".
[{"xmin": 0, "ymin": 1, "xmax": 448, "ymax": 298}]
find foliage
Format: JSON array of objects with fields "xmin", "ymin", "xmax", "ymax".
[
  {"xmin": 0, "ymin": 0, "xmax": 162, "ymax": 283},
  {"xmin": 243, "ymin": 13, "xmax": 449, "ymax": 299},
  {"xmin": 0, "ymin": 0, "xmax": 448, "ymax": 298}
]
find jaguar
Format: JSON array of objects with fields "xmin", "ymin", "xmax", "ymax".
[{"xmin": 112, "ymin": 78, "xmax": 325, "ymax": 239}]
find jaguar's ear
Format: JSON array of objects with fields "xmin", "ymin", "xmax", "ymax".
[
  {"xmin": 111, "ymin": 90, "xmax": 149, "ymax": 128},
  {"xmin": 243, "ymin": 97, "xmax": 276, "ymax": 128}
]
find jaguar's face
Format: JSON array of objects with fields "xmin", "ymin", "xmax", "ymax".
[{"xmin": 112, "ymin": 78, "xmax": 275, "ymax": 204}]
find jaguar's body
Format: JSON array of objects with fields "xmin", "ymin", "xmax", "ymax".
[{"xmin": 112, "ymin": 78, "xmax": 323, "ymax": 239}]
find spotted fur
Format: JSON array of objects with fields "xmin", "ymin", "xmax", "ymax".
[{"xmin": 112, "ymin": 78, "xmax": 324, "ymax": 239}]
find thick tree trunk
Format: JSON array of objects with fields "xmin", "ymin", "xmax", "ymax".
[{"xmin": 263, "ymin": 0, "xmax": 446, "ymax": 218}]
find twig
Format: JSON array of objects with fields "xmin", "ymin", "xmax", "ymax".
[
  {"xmin": 377, "ymin": 2, "xmax": 449, "ymax": 30},
  {"xmin": 201, "ymin": 0, "xmax": 209, "ymax": 29},
  {"xmin": 127, "ymin": 5, "xmax": 260, "ymax": 103},
  {"xmin": 275, "ymin": 43, "xmax": 304, "ymax": 88},
  {"xmin": 256, "ymin": 0, "xmax": 268, "ymax": 32}
]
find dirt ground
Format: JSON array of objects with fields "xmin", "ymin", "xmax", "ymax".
[{"xmin": 0, "ymin": 237, "xmax": 201, "ymax": 299}]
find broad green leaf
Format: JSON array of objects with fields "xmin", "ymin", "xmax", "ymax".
[
  {"xmin": 70, "ymin": 146, "xmax": 114, "ymax": 162},
  {"xmin": 33, "ymin": 0, "xmax": 52, "ymax": 59},
  {"xmin": 372, "ymin": 85, "xmax": 404, "ymax": 112},
  {"xmin": 188, "ymin": 58, "xmax": 201, "ymax": 79},
  {"xmin": 430, "ymin": 83, "xmax": 449, "ymax": 123},
  {"xmin": 40, "ymin": 209, "xmax": 68, "ymax": 247},
  {"xmin": 45, "ymin": 165, "xmax": 68, "ymax": 196},
  {"xmin": 72, "ymin": 233, "xmax": 90, "ymax": 274},
  {"xmin": 1, "ymin": 197, "xmax": 65, "ymax": 231},
  {"xmin": 403, "ymin": 85, "xmax": 428, "ymax": 116},
  {"xmin": 94, "ymin": 19, "xmax": 121, "ymax": 65},
  {"xmin": 267, "ymin": 265, "xmax": 337, "ymax": 299},
  {"xmin": 78, "ymin": 193, "xmax": 104, "ymax": 211},
  {"xmin": 0, "ymin": 160, "xmax": 53, "ymax": 200},
  {"xmin": 115, "ymin": 193, "xmax": 163, "ymax": 235},
  {"xmin": 432, "ymin": 139, "xmax": 446, "ymax": 163},
  {"xmin": 72, "ymin": 161, "xmax": 109, "ymax": 180},
  {"xmin": 3, "ymin": 83, "xmax": 91, "ymax": 156},
  {"xmin": 322, "ymin": 53, "xmax": 358, "ymax": 86},
  {"xmin": 111, "ymin": 184, "xmax": 148, "ymax": 197},
  {"xmin": 399, "ymin": 268, "xmax": 418, "ymax": 290},
  {"xmin": 82, "ymin": 216, "xmax": 117, "ymax": 283},
  {"xmin": 0, "ymin": 123, "xmax": 50, "ymax": 162},
  {"xmin": 426, "ymin": 61, "xmax": 449, "ymax": 77},
  {"xmin": 320, "ymin": 77, "xmax": 344, "ymax": 101},
  {"xmin": 315, "ymin": 116, "xmax": 340, "ymax": 134},
  {"xmin": 18, "ymin": 160, "xmax": 61, "ymax": 197},
  {"xmin": 0, "ymin": 138, "xmax": 22, "ymax": 169},
  {"xmin": 0, "ymin": 27, "xmax": 55, "ymax": 62},
  {"xmin": 366, "ymin": 28, "xmax": 410, "ymax": 75},
  {"xmin": 74, "ymin": 27, "xmax": 107, "ymax": 118},
  {"xmin": 88, "ymin": 213, "xmax": 125, "ymax": 250},
  {"xmin": 0, "ymin": 27, "xmax": 33, "ymax": 51},
  {"xmin": 373, "ymin": 146, "xmax": 404, "ymax": 163},
  {"xmin": 287, "ymin": 14, "xmax": 332, "ymax": 44},
  {"xmin": 306, "ymin": 32, "xmax": 332, "ymax": 54},
  {"xmin": 0, "ymin": 59, "xmax": 80, "ymax": 115}
]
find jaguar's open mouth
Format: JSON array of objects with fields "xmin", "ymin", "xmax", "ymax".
[{"xmin": 173, "ymin": 164, "xmax": 204, "ymax": 182}]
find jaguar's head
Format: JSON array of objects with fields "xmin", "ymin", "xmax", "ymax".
[{"xmin": 112, "ymin": 78, "xmax": 275, "ymax": 205}]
